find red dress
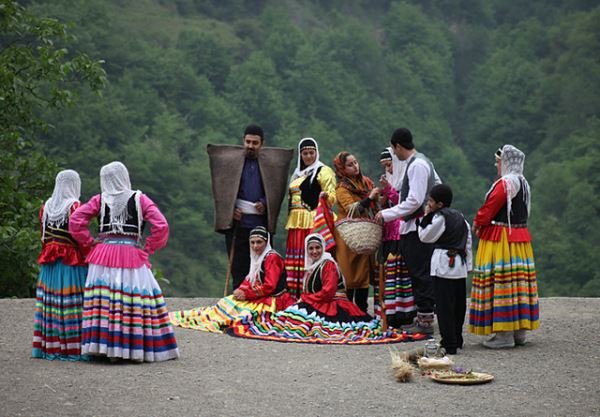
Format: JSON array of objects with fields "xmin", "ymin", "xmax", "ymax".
[{"xmin": 237, "ymin": 252, "xmax": 295, "ymax": 310}]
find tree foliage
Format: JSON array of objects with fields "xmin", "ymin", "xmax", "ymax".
[
  {"xmin": 2, "ymin": 0, "xmax": 598, "ymax": 297},
  {"xmin": 0, "ymin": 0, "xmax": 105, "ymax": 296}
]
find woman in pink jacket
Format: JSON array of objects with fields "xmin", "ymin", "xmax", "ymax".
[{"xmin": 69, "ymin": 161, "xmax": 179, "ymax": 363}]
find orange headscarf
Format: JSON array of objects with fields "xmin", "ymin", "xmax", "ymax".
[{"xmin": 333, "ymin": 151, "xmax": 374, "ymax": 199}]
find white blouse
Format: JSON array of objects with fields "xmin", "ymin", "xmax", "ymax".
[{"xmin": 418, "ymin": 212, "xmax": 473, "ymax": 279}]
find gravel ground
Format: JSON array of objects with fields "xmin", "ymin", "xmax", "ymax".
[{"xmin": 1, "ymin": 297, "xmax": 599, "ymax": 417}]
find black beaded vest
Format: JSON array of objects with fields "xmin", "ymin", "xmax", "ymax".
[
  {"xmin": 98, "ymin": 192, "xmax": 145, "ymax": 238},
  {"xmin": 299, "ymin": 166, "xmax": 323, "ymax": 211},
  {"xmin": 492, "ymin": 179, "xmax": 528, "ymax": 226},
  {"xmin": 258, "ymin": 252, "xmax": 288, "ymax": 295},
  {"xmin": 303, "ymin": 260, "xmax": 344, "ymax": 294}
]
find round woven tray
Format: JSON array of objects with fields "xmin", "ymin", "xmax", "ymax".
[{"xmin": 429, "ymin": 371, "xmax": 494, "ymax": 385}]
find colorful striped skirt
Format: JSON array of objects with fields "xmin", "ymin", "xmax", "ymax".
[
  {"xmin": 374, "ymin": 241, "xmax": 416, "ymax": 327},
  {"xmin": 228, "ymin": 302, "xmax": 430, "ymax": 345},
  {"xmin": 81, "ymin": 264, "xmax": 179, "ymax": 362},
  {"xmin": 32, "ymin": 260, "xmax": 88, "ymax": 361},
  {"xmin": 284, "ymin": 228, "xmax": 311, "ymax": 298},
  {"xmin": 468, "ymin": 229, "xmax": 539, "ymax": 335},
  {"xmin": 169, "ymin": 295, "xmax": 278, "ymax": 333}
]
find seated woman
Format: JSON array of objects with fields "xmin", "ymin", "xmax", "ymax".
[
  {"xmin": 170, "ymin": 226, "xmax": 295, "ymax": 333},
  {"xmin": 229, "ymin": 234, "xmax": 430, "ymax": 344}
]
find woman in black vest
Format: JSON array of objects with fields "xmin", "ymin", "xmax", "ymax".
[
  {"xmin": 468, "ymin": 145, "xmax": 539, "ymax": 348},
  {"xmin": 284, "ymin": 138, "xmax": 336, "ymax": 298},
  {"xmin": 230, "ymin": 233, "xmax": 429, "ymax": 344},
  {"xmin": 33, "ymin": 170, "xmax": 89, "ymax": 361},
  {"xmin": 70, "ymin": 161, "xmax": 179, "ymax": 362},
  {"xmin": 170, "ymin": 226, "xmax": 295, "ymax": 332}
]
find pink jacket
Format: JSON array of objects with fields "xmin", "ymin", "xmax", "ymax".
[
  {"xmin": 69, "ymin": 193, "xmax": 169, "ymax": 269},
  {"xmin": 382, "ymin": 185, "xmax": 401, "ymax": 242}
]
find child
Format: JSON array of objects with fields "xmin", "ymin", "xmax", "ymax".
[
  {"xmin": 33, "ymin": 169, "xmax": 89, "ymax": 360},
  {"xmin": 417, "ymin": 184, "xmax": 472, "ymax": 354}
]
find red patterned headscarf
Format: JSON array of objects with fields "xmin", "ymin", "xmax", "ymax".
[{"xmin": 333, "ymin": 151, "xmax": 374, "ymax": 199}]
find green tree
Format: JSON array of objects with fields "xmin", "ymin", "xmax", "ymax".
[{"xmin": 0, "ymin": 1, "xmax": 105, "ymax": 296}]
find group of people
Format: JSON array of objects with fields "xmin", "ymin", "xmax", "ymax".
[{"xmin": 31, "ymin": 123, "xmax": 539, "ymax": 362}]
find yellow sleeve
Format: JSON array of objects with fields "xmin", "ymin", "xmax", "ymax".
[
  {"xmin": 336, "ymin": 186, "xmax": 356, "ymax": 213},
  {"xmin": 317, "ymin": 165, "xmax": 337, "ymax": 207}
]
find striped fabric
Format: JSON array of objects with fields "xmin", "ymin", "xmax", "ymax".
[
  {"xmin": 81, "ymin": 264, "xmax": 179, "ymax": 362},
  {"xmin": 228, "ymin": 303, "xmax": 430, "ymax": 345},
  {"xmin": 32, "ymin": 261, "xmax": 88, "ymax": 361},
  {"xmin": 284, "ymin": 228, "xmax": 311, "ymax": 298},
  {"xmin": 373, "ymin": 253, "xmax": 416, "ymax": 325},
  {"xmin": 468, "ymin": 229, "xmax": 539, "ymax": 335},
  {"xmin": 169, "ymin": 295, "xmax": 278, "ymax": 333},
  {"xmin": 311, "ymin": 198, "xmax": 336, "ymax": 251}
]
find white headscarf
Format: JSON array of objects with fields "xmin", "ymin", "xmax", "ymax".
[
  {"xmin": 385, "ymin": 146, "xmax": 407, "ymax": 191},
  {"xmin": 303, "ymin": 233, "xmax": 338, "ymax": 277},
  {"xmin": 291, "ymin": 137, "xmax": 325, "ymax": 185},
  {"xmin": 99, "ymin": 161, "xmax": 138, "ymax": 234},
  {"xmin": 485, "ymin": 144, "xmax": 531, "ymax": 228},
  {"xmin": 42, "ymin": 170, "xmax": 81, "ymax": 241},
  {"xmin": 247, "ymin": 227, "xmax": 274, "ymax": 285}
]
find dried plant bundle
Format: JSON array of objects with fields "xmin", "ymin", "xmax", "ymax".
[{"xmin": 389, "ymin": 348, "xmax": 415, "ymax": 382}]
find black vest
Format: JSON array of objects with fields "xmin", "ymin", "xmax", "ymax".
[
  {"xmin": 43, "ymin": 218, "xmax": 77, "ymax": 246},
  {"xmin": 299, "ymin": 166, "xmax": 323, "ymax": 211},
  {"xmin": 304, "ymin": 260, "xmax": 344, "ymax": 294},
  {"xmin": 434, "ymin": 208, "xmax": 469, "ymax": 252},
  {"xmin": 400, "ymin": 153, "xmax": 437, "ymax": 221},
  {"xmin": 258, "ymin": 252, "xmax": 288, "ymax": 295},
  {"xmin": 98, "ymin": 193, "xmax": 145, "ymax": 237},
  {"xmin": 493, "ymin": 180, "xmax": 528, "ymax": 226}
]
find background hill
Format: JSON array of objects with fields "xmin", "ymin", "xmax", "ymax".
[{"xmin": 4, "ymin": 0, "xmax": 600, "ymax": 297}]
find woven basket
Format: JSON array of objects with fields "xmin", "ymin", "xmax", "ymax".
[{"xmin": 335, "ymin": 204, "xmax": 382, "ymax": 255}]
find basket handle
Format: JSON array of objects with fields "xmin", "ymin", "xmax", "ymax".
[
  {"xmin": 347, "ymin": 202, "xmax": 361, "ymax": 219},
  {"xmin": 347, "ymin": 201, "xmax": 377, "ymax": 219}
]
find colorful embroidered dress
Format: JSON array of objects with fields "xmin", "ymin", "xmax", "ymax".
[
  {"xmin": 468, "ymin": 146, "xmax": 539, "ymax": 335},
  {"xmin": 230, "ymin": 234, "xmax": 429, "ymax": 344},
  {"xmin": 170, "ymin": 249, "xmax": 295, "ymax": 333},
  {"xmin": 285, "ymin": 138, "xmax": 336, "ymax": 297},
  {"xmin": 33, "ymin": 170, "xmax": 89, "ymax": 361},
  {"xmin": 374, "ymin": 183, "xmax": 416, "ymax": 327},
  {"xmin": 69, "ymin": 162, "xmax": 179, "ymax": 362}
]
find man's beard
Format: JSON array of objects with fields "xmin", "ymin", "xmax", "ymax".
[{"xmin": 245, "ymin": 149, "xmax": 257, "ymax": 159}]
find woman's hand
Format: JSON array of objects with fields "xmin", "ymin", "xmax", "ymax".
[
  {"xmin": 232, "ymin": 289, "xmax": 245, "ymax": 300},
  {"xmin": 369, "ymin": 187, "xmax": 381, "ymax": 200},
  {"xmin": 472, "ymin": 224, "xmax": 481, "ymax": 237},
  {"xmin": 379, "ymin": 175, "xmax": 389, "ymax": 188},
  {"xmin": 319, "ymin": 191, "xmax": 328, "ymax": 200}
]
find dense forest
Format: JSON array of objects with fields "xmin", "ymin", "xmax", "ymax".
[{"xmin": 2, "ymin": 0, "xmax": 599, "ymax": 297}]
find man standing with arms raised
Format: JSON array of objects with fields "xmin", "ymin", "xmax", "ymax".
[
  {"xmin": 375, "ymin": 128, "xmax": 440, "ymax": 335},
  {"xmin": 208, "ymin": 125, "xmax": 293, "ymax": 292}
]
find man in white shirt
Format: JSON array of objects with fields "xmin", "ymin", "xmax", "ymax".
[{"xmin": 375, "ymin": 128, "xmax": 440, "ymax": 334}]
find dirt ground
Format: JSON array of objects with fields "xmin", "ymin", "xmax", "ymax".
[{"xmin": 1, "ymin": 297, "xmax": 599, "ymax": 417}]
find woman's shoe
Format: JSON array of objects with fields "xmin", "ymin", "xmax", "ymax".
[
  {"xmin": 483, "ymin": 331, "xmax": 515, "ymax": 349},
  {"xmin": 514, "ymin": 329, "xmax": 527, "ymax": 346}
]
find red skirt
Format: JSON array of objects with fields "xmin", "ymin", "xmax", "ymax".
[{"xmin": 285, "ymin": 228, "xmax": 311, "ymax": 298}]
